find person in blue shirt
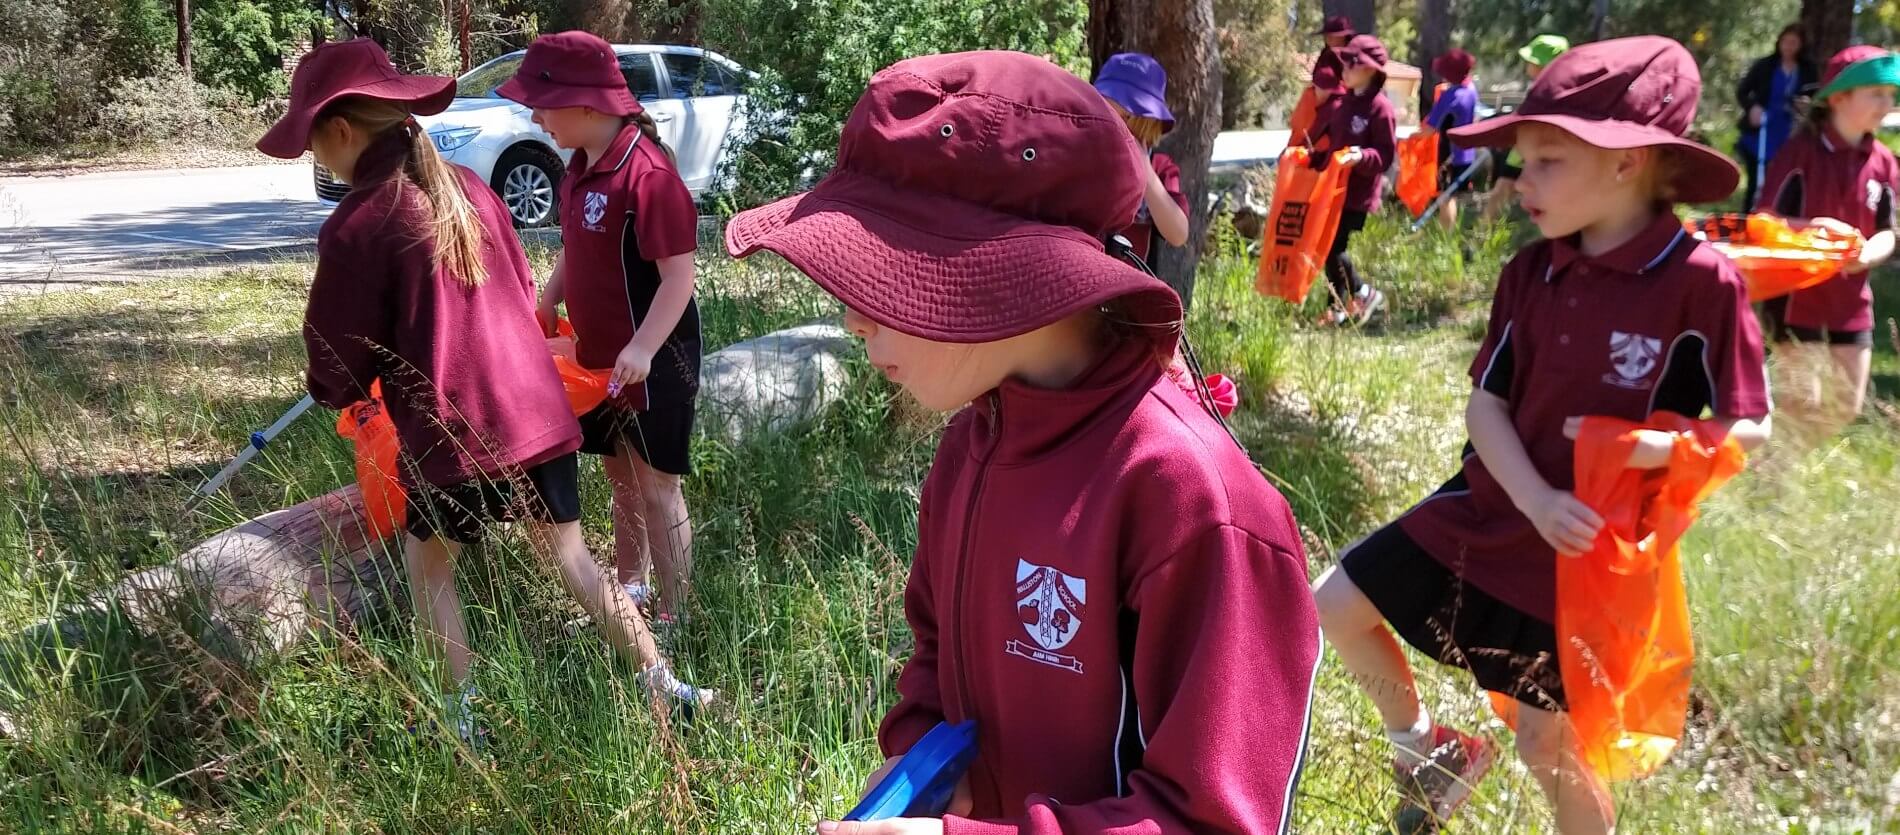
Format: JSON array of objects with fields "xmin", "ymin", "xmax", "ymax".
[
  {"xmin": 1735, "ymin": 24, "xmax": 1819, "ymax": 211},
  {"xmin": 1423, "ymin": 49, "xmax": 1479, "ymax": 229}
]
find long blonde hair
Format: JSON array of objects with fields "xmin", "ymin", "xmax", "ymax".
[{"xmin": 322, "ymin": 97, "xmax": 489, "ymax": 287}]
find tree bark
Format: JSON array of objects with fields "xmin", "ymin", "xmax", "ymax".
[
  {"xmin": 1414, "ymin": 0, "xmax": 1451, "ymax": 115},
  {"xmin": 0, "ymin": 486, "xmax": 401, "ymax": 735},
  {"xmin": 1088, "ymin": 0, "xmax": 1223, "ymax": 307},
  {"xmin": 1323, "ymin": 0, "xmax": 1376, "ymax": 36},
  {"xmin": 175, "ymin": 0, "xmax": 192, "ymax": 72},
  {"xmin": 1801, "ymin": 0, "xmax": 1854, "ymax": 64}
]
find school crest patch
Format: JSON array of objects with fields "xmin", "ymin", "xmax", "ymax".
[
  {"xmin": 583, "ymin": 191, "xmax": 609, "ymax": 231},
  {"xmin": 1605, "ymin": 330, "xmax": 1662, "ymax": 389},
  {"xmin": 1351, "ymin": 115, "xmax": 1369, "ymax": 136},
  {"xmin": 1005, "ymin": 560, "xmax": 1087, "ymax": 674}
]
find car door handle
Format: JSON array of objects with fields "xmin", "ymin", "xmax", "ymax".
[{"xmin": 652, "ymin": 113, "xmax": 676, "ymax": 123}]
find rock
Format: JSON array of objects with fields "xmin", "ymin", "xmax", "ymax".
[{"xmin": 698, "ymin": 323, "xmax": 855, "ymax": 445}]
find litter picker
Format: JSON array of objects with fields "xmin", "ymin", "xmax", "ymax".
[{"xmin": 185, "ymin": 394, "xmax": 317, "ymax": 512}]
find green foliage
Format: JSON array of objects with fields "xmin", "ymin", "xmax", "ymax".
[
  {"xmin": 190, "ymin": 0, "xmax": 319, "ymax": 100},
  {"xmin": 694, "ymin": 0, "xmax": 1088, "ymax": 208},
  {"xmin": 1215, "ymin": 0, "xmax": 1308, "ymax": 129}
]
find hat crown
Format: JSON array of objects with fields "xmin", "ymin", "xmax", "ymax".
[
  {"xmin": 836, "ymin": 51, "xmax": 1146, "ymax": 241},
  {"xmin": 519, "ymin": 31, "xmax": 624, "ymax": 89},
  {"xmin": 1345, "ymin": 34, "xmax": 1388, "ymax": 67},
  {"xmin": 1519, "ymin": 36, "xmax": 1699, "ymax": 136},
  {"xmin": 289, "ymin": 40, "xmax": 401, "ymax": 111},
  {"xmin": 1097, "ymin": 53, "xmax": 1167, "ymax": 97},
  {"xmin": 1821, "ymin": 45, "xmax": 1892, "ymax": 89}
]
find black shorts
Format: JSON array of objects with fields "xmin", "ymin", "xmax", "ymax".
[
  {"xmin": 1760, "ymin": 297, "xmax": 1874, "ymax": 346},
  {"xmin": 1340, "ymin": 522, "xmax": 1567, "ymax": 711},
  {"xmin": 403, "ymin": 452, "xmax": 583, "ymax": 545},
  {"xmin": 578, "ymin": 401, "xmax": 695, "ymax": 476}
]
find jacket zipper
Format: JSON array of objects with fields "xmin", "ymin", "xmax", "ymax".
[{"xmin": 950, "ymin": 393, "xmax": 1001, "ymax": 793}]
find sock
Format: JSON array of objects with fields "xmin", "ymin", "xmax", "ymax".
[{"xmin": 1386, "ymin": 705, "xmax": 1434, "ymax": 765}]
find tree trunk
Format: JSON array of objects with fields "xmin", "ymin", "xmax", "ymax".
[
  {"xmin": 572, "ymin": 0, "xmax": 630, "ymax": 39},
  {"xmin": 1322, "ymin": 0, "xmax": 1376, "ymax": 36},
  {"xmin": 175, "ymin": 0, "xmax": 192, "ymax": 72},
  {"xmin": 458, "ymin": 0, "xmax": 474, "ymax": 72},
  {"xmin": 1801, "ymin": 0, "xmax": 1854, "ymax": 64},
  {"xmin": 1087, "ymin": 0, "xmax": 1223, "ymax": 308},
  {"xmin": 0, "ymin": 486, "xmax": 400, "ymax": 735},
  {"xmin": 1414, "ymin": 0, "xmax": 1451, "ymax": 115}
]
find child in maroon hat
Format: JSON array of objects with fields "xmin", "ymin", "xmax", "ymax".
[
  {"xmin": 1093, "ymin": 53, "xmax": 1190, "ymax": 263},
  {"xmin": 727, "ymin": 51, "xmax": 1320, "ymax": 835},
  {"xmin": 1424, "ymin": 48, "xmax": 1480, "ymax": 228},
  {"xmin": 498, "ymin": 31, "xmax": 705, "ymax": 631},
  {"xmin": 1757, "ymin": 46, "xmax": 1899, "ymax": 441},
  {"xmin": 1290, "ymin": 64, "xmax": 1344, "ymax": 150},
  {"xmin": 256, "ymin": 39, "xmax": 710, "ymax": 730},
  {"xmin": 1312, "ymin": 36, "xmax": 1771, "ymax": 833},
  {"xmin": 1309, "ymin": 33, "xmax": 1397, "ymax": 326}
]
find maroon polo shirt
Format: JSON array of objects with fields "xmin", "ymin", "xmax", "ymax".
[
  {"xmin": 1756, "ymin": 125, "xmax": 1899, "ymax": 332},
  {"xmin": 559, "ymin": 121, "xmax": 703, "ymax": 407},
  {"xmin": 1313, "ymin": 86, "xmax": 1397, "ymax": 214},
  {"xmin": 1399, "ymin": 211, "xmax": 1772, "ymax": 621},
  {"xmin": 303, "ymin": 131, "xmax": 582, "ymax": 487},
  {"xmin": 1119, "ymin": 151, "xmax": 1190, "ymax": 262}
]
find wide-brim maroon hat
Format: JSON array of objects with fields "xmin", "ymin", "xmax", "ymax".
[
  {"xmin": 1450, "ymin": 35, "xmax": 1740, "ymax": 203},
  {"xmin": 256, "ymin": 39, "xmax": 455, "ymax": 159},
  {"xmin": 495, "ymin": 31, "xmax": 642, "ymax": 117},
  {"xmin": 1313, "ymin": 16, "xmax": 1356, "ymax": 37},
  {"xmin": 725, "ymin": 51, "xmax": 1181, "ymax": 345}
]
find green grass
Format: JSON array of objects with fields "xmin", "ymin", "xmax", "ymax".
[{"xmin": 1, "ymin": 216, "xmax": 1896, "ymax": 832}]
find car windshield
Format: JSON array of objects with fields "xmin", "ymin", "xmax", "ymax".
[{"xmin": 456, "ymin": 55, "xmax": 524, "ymax": 98}]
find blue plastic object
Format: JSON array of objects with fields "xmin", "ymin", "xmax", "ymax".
[
  {"xmin": 843, "ymin": 721, "xmax": 979, "ymax": 821},
  {"xmin": 249, "ymin": 431, "xmax": 268, "ymax": 450}
]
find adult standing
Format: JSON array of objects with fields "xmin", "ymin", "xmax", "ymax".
[{"xmin": 1736, "ymin": 24, "xmax": 1819, "ymax": 211}]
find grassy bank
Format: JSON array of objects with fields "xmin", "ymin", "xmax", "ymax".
[{"xmin": 1, "ymin": 216, "xmax": 1895, "ymax": 832}]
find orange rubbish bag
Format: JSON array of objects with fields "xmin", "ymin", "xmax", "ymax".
[
  {"xmin": 1396, "ymin": 131, "xmax": 1440, "ymax": 218},
  {"xmin": 1487, "ymin": 413, "xmax": 1746, "ymax": 781},
  {"xmin": 333, "ymin": 318, "xmax": 618, "ymax": 541},
  {"xmin": 1256, "ymin": 147, "xmax": 1352, "ymax": 304},
  {"xmin": 1687, "ymin": 213, "xmax": 1862, "ymax": 302},
  {"xmin": 335, "ymin": 381, "xmax": 406, "ymax": 541},
  {"xmin": 1288, "ymin": 87, "xmax": 1321, "ymax": 147}
]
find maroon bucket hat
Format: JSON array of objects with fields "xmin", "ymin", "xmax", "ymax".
[
  {"xmin": 1342, "ymin": 34, "xmax": 1389, "ymax": 69},
  {"xmin": 1449, "ymin": 35, "xmax": 1741, "ymax": 203},
  {"xmin": 725, "ymin": 51, "xmax": 1182, "ymax": 345},
  {"xmin": 1433, "ymin": 49, "xmax": 1475, "ymax": 84},
  {"xmin": 1311, "ymin": 65, "xmax": 1342, "ymax": 94},
  {"xmin": 256, "ymin": 39, "xmax": 455, "ymax": 159},
  {"xmin": 1313, "ymin": 16, "xmax": 1356, "ymax": 38},
  {"xmin": 496, "ymin": 31, "xmax": 642, "ymax": 117}
]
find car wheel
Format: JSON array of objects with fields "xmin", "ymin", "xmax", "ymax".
[{"xmin": 492, "ymin": 146, "xmax": 562, "ymax": 228}]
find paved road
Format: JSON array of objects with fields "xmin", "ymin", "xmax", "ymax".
[{"xmin": 0, "ymin": 163, "xmax": 332, "ymax": 294}]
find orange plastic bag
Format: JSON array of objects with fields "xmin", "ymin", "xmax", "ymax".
[
  {"xmin": 547, "ymin": 317, "xmax": 617, "ymax": 414},
  {"xmin": 1256, "ymin": 147, "xmax": 1352, "ymax": 303},
  {"xmin": 335, "ymin": 381, "xmax": 406, "ymax": 541},
  {"xmin": 1289, "ymin": 87, "xmax": 1321, "ymax": 147},
  {"xmin": 1487, "ymin": 413, "xmax": 1746, "ymax": 781},
  {"xmin": 1687, "ymin": 213, "xmax": 1862, "ymax": 302},
  {"xmin": 1396, "ymin": 131, "xmax": 1441, "ymax": 217}
]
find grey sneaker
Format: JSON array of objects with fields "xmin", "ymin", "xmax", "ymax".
[
  {"xmin": 1392, "ymin": 726, "xmax": 1496, "ymax": 834},
  {"xmin": 1350, "ymin": 286, "xmax": 1387, "ymax": 326},
  {"xmin": 638, "ymin": 663, "xmax": 716, "ymax": 723}
]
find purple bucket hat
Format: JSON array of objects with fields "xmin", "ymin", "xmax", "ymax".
[{"xmin": 1094, "ymin": 52, "xmax": 1175, "ymax": 132}]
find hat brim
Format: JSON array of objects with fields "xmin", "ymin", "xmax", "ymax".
[
  {"xmin": 256, "ymin": 75, "xmax": 456, "ymax": 159},
  {"xmin": 495, "ymin": 75, "xmax": 642, "ymax": 117},
  {"xmin": 1312, "ymin": 26, "xmax": 1357, "ymax": 37},
  {"xmin": 1449, "ymin": 113, "xmax": 1742, "ymax": 203},
  {"xmin": 1816, "ymin": 54, "xmax": 1900, "ymax": 100},
  {"xmin": 724, "ymin": 173, "xmax": 1182, "ymax": 344},
  {"xmin": 1095, "ymin": 79, "xmax": 1176, "ymax": 132}
]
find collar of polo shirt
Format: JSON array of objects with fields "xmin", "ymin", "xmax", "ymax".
[{"xmin": 1544, "ymin": 212, "xmax": 1690, "ymax": 282}]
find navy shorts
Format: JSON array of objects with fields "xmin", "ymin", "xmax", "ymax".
[
  {"xmin": 578, "ymin": 401, "xmax": 695, "ymax": 476},
  {"xmin": 404, "ymin": 452, "xmax": 583, "ymax": 545},
  {"xmin": 1340, "ymin": 522, "xmax": 1567, "ymax": 711},
  {"xmin": 1760, "ymin": 296, "xmax": 1874, "ymax": 346}
]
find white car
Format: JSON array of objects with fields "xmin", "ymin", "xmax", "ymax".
[{"xmin": 316, "ymin": 44, "xmax": 754, "ymax": 227}]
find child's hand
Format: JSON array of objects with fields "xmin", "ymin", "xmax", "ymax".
[
  {"xmin": 1339, "ymin": 146, "xmax": 1365, "ymax": 166},
  {"xmin": 535, "ymin": 297, "xmax": 559, "ymax": 338},
  {"xmin": 1563, "ymin": 417, "xmax": 1674, "ymax": 469},
  {"xmin": 612, "ymin": 341, "xmax": 654, "ymax": 389},
  {"xmin": 817, "ymin": 820, "xmax": 944, "ymax": 835},
  {"xmin": 1524, "ymin": 485, "xmax": 1604, "ymax": 556}
]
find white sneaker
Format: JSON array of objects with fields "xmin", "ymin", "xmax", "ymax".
[{"xmin": 623, "ymin": 581, "xmax": 654, "ymax": 609}]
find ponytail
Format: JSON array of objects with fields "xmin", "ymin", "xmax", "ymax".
[
  {"xmin": 630, "ymin": 111, "xmax": 676, "ymax": 163},
  {"xmin": 319, "ymin": 97, "xmax": 490, "ymax": 287}
]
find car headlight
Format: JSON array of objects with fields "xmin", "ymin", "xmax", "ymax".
[{"xmin": 431, "ymin": 127, "xmax": 481, "ymax": 153}]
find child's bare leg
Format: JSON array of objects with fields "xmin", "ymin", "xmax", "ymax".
[
  {"xmin": 403, "ymin": 533, "xmax": 472, "ymax": 685},
  {"xmin": 1313, "ymin": 565, "xmax": 1426, "ymax": 734},
  {"xmin": 1514, "ymin": 706, "xmax": 1615, "ymax": 834},
  {"xmin": 1771, "ymin": 341, "xmax": 1829, "ymax": 446},
  {"xmin": 530, "ymin": 519, "xmax": 664, "ymax": 671},
  {"xmin": 1440, "ymin": 194, "xmax": 1459, "ymax": 230},
  {"xmin": 1828, "ymin": 343, "xmax": 1873, "ymax": 428},
  {"xmin": 624, "ymin": 447, "xmax": 692, "ymax": 620},
  {"xmin": 601, "ymin": 451, "xmax": 651, "ymax": 587}
]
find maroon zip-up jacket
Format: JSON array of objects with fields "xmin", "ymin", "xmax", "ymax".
[
  {"xmin": 1313, "ymin": 85, "xmax": 1398, "ymax": 214},
  {"xmin": 302, "ymin": 130, "xmax": 581, "ymax": 486},
  {"xmin": 877, "ymin": 308, "xmax": 1321, "ymax": 833}
]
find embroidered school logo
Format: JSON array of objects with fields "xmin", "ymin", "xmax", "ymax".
[
  {"xmin": 1005, "ymin": 560, "xmax": 1088, "ymax": 675},
  {"xmin": 1605, "ymin": 330, "xmax": 1663, "ymax": 389},
  {"xmin": 583, "ymin": 191, "xmax": 609, "ymax": 231},
  {"xmin": 1351, "ymin": 115, "xmax": 1369, "ymax": 135}
]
